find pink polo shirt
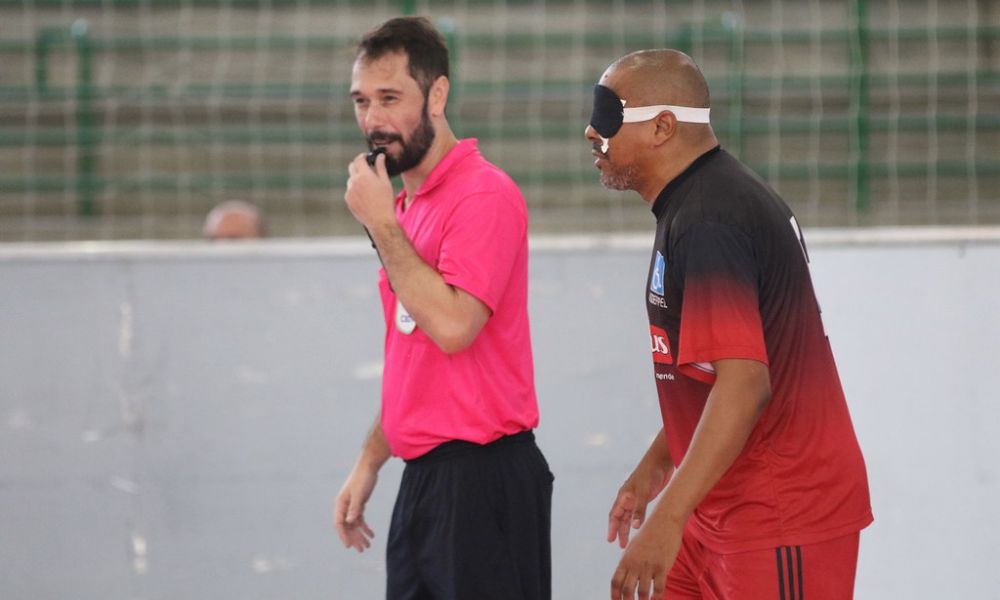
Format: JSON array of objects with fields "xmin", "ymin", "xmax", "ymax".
[{"xmin": 377, "ymin": 138, "xmax": 538, "ymax": 460}]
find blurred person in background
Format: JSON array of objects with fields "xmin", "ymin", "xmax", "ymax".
[
  {"xmin": 585, "ymin": 50, "xmax": 872, "ymax": 600},
  {"xmin": 334, "ymin": 16, "xmax": 552, "ymax": 600},
  {"xmin": 203, "ymin": 200, "xmax": 264, "ymax": 240}
]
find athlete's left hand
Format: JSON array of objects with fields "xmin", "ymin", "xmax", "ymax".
[
  {"xmin": 610, "ymin": 515, "xmax": 683, "ymax": 600},
  {"xmin": 344, "ymin": 151, "xmax": 395, "ymax": 230}
]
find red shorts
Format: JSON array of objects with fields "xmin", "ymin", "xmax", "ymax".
[{"xmin": 664, "ymin": 530, "xmax": 860, "ymax": 600}]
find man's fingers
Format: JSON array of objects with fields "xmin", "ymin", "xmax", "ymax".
[
  {"xmin": 346, "ymin": 494, "xmax": 364, "ymax": 524},
  {"xmin": 632, "ymin": 506, "xmax": 647, "ymax": 529},
  {"xmin": 333, "ymin": 493, "xmax": 351, "ymax": 538},
  {"xmin": 610, "ymin": 565, "xmax": 627, "ymax": 600},
  {"xmin": 350, "ymin": 531, "xmax": 369, "ymax": 552},
  {"xmin": 609, "ymin": 490, "xmax": 635, "ymax": 517},
  {"xmin": 337, "ymin": 488, "xmax": 367, "ymax": 555},
  {"xmin": 607, "ymin": 512, "xmax": 623, "ymax": 543},
  {"xmin": 609, "ymin": 509, "xmax": 632, "ymax": 545},
  {"xmin": 334, "ymin": 470, "xmax": 379, "ymax": 554},
  {"xmin": 360, "ymin": 519, "xmax": 375, "ymax": 539},
  {"xmin": 347, "ymin": 153, "xmax": 371, "ymax": 181},
  {"xmin": 353, "ymin": 515, "xmax": 375, "ymax": 539},
  {"xmin": 375, "ymin": 151, "xmax": 388, "ymax": 178},
  {"xmin": 617, "ymin": 501, "xmax": 636, "ymax": 546},
  {"xmin": 607, "ymin": 491, "xmax": 635, "ymax": 542},
  {"xmin": 653, "ymin": 571, "xmax": 667, "ymax": 600},
  {"xmin": 336, "ymin": 528, "xmax": 351, "ymax": 548},
  {"xmin": 607, "ymin": 498, "xmax": 623, "ymax": 542},
  {"xmin": 620, "ymin": 568, "xmax": 639, "ymax": 600},
  {"xmin": 341, "ymin": 521, "xmax": 374, "ymax": 553},
  {"xmin": 636, "ymin": 570, "xmax": 654, "ymax": 600},
  {"xmin": 335, "ymin": 519, "xmax": 353, "ymax": 548},
  {"xmin": 618, "ymin": 520, "xmax": 632, "ymax": 548},
  {"xmin": 333, "ymin": 492, "xmax": 348, "ymax": 522}
]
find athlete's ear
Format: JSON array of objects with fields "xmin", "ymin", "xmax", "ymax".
[
  {"xmin": 651, "ymin": 111, "xmax": 677, "ymax": 146},
  {"xmin": 428, "ymin": 75, "xmax": 449, "ymax": 117}
]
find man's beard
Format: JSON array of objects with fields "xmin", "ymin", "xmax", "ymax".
[
  {"xmin": 600, "ymin": 158, "xmax": 639, "ymax": 191},
  {"xmin": 367, "ymin": 104, "xmax": 436, "ymax": 177},
  {"xmin": 592, "ymin": 142, "xmax": 638, "ymax": 191}
]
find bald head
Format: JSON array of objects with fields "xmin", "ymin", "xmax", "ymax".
[
  {"xmin": 585, "ymin": 49, "xmax": 718, "ymax": 202},
  {"xmin": 601, "ymin": 49, "xmax": 710, "ymax": 111},
  {"xmin": 204, "ymin": 200, "xmax": 264, "ymax": 240}
]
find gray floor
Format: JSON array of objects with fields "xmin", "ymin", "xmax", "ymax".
[{"xmin": 1, "ymin": 230, "xmax": 999, "ymax": 599}]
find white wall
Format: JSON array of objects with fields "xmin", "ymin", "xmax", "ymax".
[{"xmin": 1, "ymin": 230, "xmax": 998, "ymax": 599}]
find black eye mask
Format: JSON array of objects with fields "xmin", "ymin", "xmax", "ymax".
[
  {"xmin": 588, "ymin": 84, "xmax": 711, "ymax": 154},
  {"xmin": 590, "ymin": 84, "xmax": 627, "ymax": 142}
]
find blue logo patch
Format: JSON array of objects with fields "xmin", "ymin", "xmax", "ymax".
[{"xmin": 651, "ymin": 251, "xmax": 665, "ymax": 296}]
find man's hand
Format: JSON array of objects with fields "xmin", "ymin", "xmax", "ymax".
[
  {"xmin": 344, "ymin": 151, "xmax": 396, "ymax": 230},
  {"xmin": 609, "ymin": 516, "xmax": 683, "ymax": 600},
  {"xmin": 607, "ymin": 457, "xmax": 670, "ymax": 548},
  {"xmin": 333, "ymin": 463, "xmax": 379, "ymax": 552}
]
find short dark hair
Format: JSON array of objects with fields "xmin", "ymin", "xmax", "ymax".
[{"xmin": 356, "ymin": 16, "xmax": 449, "ymax": 97}]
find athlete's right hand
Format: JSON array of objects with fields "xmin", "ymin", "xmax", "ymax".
[
  {"xmin": 334, "ymin": 463, "xmax": 378, "ymax": 552},
  {"xmin": 607, "ymin": 461, "xmax": 670, "ymax": 549}
]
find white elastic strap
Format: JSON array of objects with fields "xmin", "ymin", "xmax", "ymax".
[{"xmin": 622, "ymin": 104, "xmax": 711, "ymax": 124}]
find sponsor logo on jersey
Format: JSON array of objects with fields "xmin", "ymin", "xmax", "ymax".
[
  {"xmin": 650, "ymin": 325, "xmax": 673, "ymax": 365},
  {"xmin": 650, "ymin": 251, "xmax": 665, "ymax": 296}
]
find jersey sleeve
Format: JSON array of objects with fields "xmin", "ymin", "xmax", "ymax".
[
  {"xmin": 674, "ymin": 221, "xmax": 768, "ymax": 384},
  {"xmin": 437, "ymin": 187, "xmax": 527, "ymax": 313}
]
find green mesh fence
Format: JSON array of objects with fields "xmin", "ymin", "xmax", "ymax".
[{"xmin": 0, "ymin": 0, "xmax": 997, "ymax": 240}]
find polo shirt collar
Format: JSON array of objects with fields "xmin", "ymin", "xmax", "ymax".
[{"xmin": 413, "ymin": 138, "xmax": 479, "ymax": 198}]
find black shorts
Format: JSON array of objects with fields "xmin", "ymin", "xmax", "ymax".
[{"xmin": 386, "ymin": 430, "xmax": 553, "ymax": 600}]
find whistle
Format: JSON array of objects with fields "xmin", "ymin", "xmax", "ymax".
[{"xmin": 366, "ymin": 147, "xmax": 387, "ymax": 167}]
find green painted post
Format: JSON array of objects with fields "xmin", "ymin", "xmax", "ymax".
[
  {"xmin": 848, "ymin": 0, "xmax": 870, "ymax": 213},
  {"xmin": 35, "ymin": 28, "xmax": 54, "ymax": 95},
  {"xmin": 72, "ymin": 19, "xmax": 98, "ymax": 217},
  {"xmin": 676, "ymin": 24, "xmax": 693, "ymax": 57},
  {"xmin": 723, "ymin": 12, "xmax": 745, "ymax": 159},
  {"xmin": 439, "ymin": 18, "xmax": 459, "ymax": 134}
]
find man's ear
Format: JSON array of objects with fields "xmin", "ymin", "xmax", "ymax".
[
  {"xmin": 651, "ymin": 111, "xmax": 677, "ymax": 147},
  {"xmin": 428, "ymin": 75, "xmax": 450, "ymax": 116}
]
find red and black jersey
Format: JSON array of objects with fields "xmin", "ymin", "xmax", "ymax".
[{"xmin": 646, "ymin": 146, "xmax": 872, "ymax": 554}]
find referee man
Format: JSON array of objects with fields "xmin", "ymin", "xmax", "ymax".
[{"xmin": 334, "ymin": 16, "xmax": 552, "ymax": 600}]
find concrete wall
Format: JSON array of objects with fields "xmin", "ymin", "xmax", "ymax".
[{"xmin": 1, "ymin": 229, "xmax": 999, "ymax": 599}]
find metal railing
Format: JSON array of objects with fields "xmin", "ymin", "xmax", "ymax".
[{"xmin": 0, "ymin": 0, "xmax": 996, "ymax": 232}]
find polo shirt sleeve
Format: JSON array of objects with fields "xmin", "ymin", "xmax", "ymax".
[
  {"xmin": 674, "ymin": 221, "xmax": 769, "ymax": 384},
  {"xmin": 437, "ymin": 188, "xmax": 526, "ymax": 313}
]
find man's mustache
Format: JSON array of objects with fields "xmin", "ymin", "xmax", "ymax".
[{"xmin": 367, "ymin": 131, "xmax": 404, "ymax": 147}]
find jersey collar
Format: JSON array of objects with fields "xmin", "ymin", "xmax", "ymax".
[{"xmin": 651, "ymin": 145, "xmax": 721, "ymax": 218}]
